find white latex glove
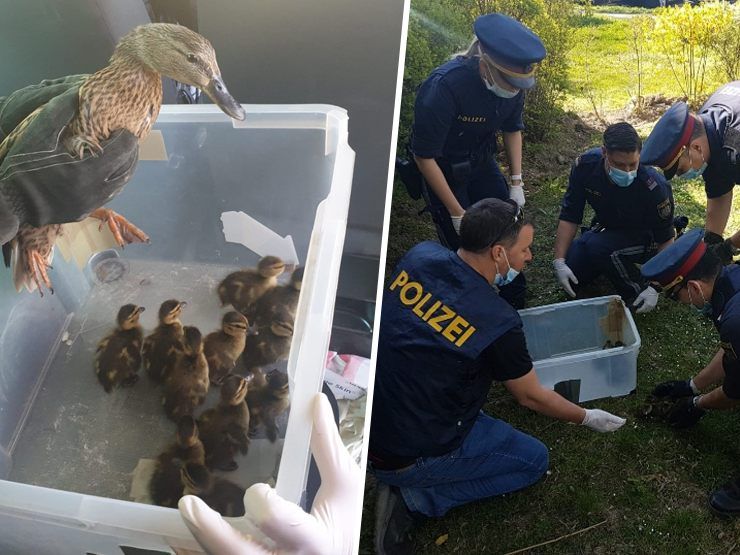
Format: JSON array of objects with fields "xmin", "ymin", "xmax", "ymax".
[
  {"xmin": 581, "ymin": 409, "xmax": 626, "ymax": 432},
  {"xmin": 633, "ymin": 286, "xmax": 659, "ymax": 314},
  {"xmin": 178, "ymin": 393, "xmax": 362, "ymax": 555},
  {"xmin": 450, "ymin": 213, "xmax": 464, "ymax": 234},
  {"xmin": 509, "ymin": 183, "xmax": 526, "ymax": 208},
  {"xmin": 553, "ymin": 258, "xmax": 578, "ymax": 297}
]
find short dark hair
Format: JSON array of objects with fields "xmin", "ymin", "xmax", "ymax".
[
  {"xmin": 459, "ymin": 198, "xmax": 528, "ymax": 253},
  {"xmin": 667, "ymin": 248, "xmax": 722, "ymax": 298},
  {"xmin": 604, "ymin": 122, "xmax": 642, "ymax": 153},
  {"xmin": 690, "ymin": 114, "xmax": 705, "ymax": 141}
]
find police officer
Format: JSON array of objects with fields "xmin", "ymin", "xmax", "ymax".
[
  {"xmin": 641, "ymin": 228, "xmax": 740, "ymax": 516},
  {"xmin": 369, "ymin": 198, "xmax": 626, "ymax": 554},
  {"xmin": 553, "ymin": 122, "xmax": 675, "ymax": 312},
  {"xmin": 641, "ymin": 83, "xmax": 740, "ymax": 264},
  {"xmin": 409, "ymin": 13, "xmax": 546, "ymax": 309}
]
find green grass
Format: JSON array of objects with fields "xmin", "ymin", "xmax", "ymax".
[
  {"xmin": 361, "ymin": 12, "xmax": 740, "ymax": 555},
  {"xmin": 590, "ymin": 5, "xmax": 653, "ymax": 15}
]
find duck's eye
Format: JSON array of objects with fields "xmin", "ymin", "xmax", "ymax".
[{"xmin": 186, "ymin": 53, "xmax": 199, "ymax": 63}]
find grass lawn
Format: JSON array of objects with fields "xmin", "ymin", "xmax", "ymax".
[{"xmin": 360, "ymin": 11, "xmax": 740, "ymax": 555}]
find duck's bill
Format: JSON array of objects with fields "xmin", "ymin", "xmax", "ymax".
[{"xmin": 205, "ymin": 76, "xmax": 246, "ymax": 120}]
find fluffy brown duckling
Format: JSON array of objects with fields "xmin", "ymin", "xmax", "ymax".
[
  {"xmin": 247, "ymin": 368, "xmax": 290, "ymax": 443},
  {"xmin": 198, "ymin": 375, "xmax": 250, "ymax": 471},
  {"xmin": 250, "ymin": 266, "xmax": 303, "ymax": 328},
  {"xmin": 242, "ymin": 308, "xmax": 294, "ymax": 370},
  {"xmin": 94, "ymin": 304, "xmax": 145, "ymax": 393},
  {"xmin": 143, "ymin": 299, "xmax": 186, "ymax": 383},
  {"xmin": 1, "ymin": 23, "xmax": 245, "ymax": 295},
  {"xmin": 217, "ymin": 256, "xmax": 286, "ymax": 315},
  {"xmin": 163, "ymin": 326, "xmax": 209, "ymax": 421},
  {"xmin": 181, "ymin": 462, "xmax": 245, "ymax": 517},
  {"xmin": 204, "ymin": 311, "xmax": 249, "ymax": 386},
  {"xmin": 149, "ymin": 415, "xmax": 205, "ymax": 508}
]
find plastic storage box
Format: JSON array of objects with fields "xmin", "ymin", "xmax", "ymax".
[
  {"xmin": 0, "ymin": 104, "xmax": 354, "ymax": 554},
  {"xmin": 519, "ymin": 295, "xmax": 641, "ymax": 403}
]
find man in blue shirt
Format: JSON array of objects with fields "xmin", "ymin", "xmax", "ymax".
[
  {"xmin": 370, "ymin": 198, "xmax": 626, "ymax": 554},
  {"xmin": 641, "ymin": 83, "xmax": 740, "ymax": 264},
  {"xmin": 553, "ymin": 123, "xmax": 675, "ymax": 313}
]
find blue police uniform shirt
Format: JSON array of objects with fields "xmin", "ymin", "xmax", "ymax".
[
  {"xmin": 710, "ymin": 264, "xmax": 740, "ymax": 399},
  {"xmin": 369, "ymin": 241, "xmax": 531, "ymax": 459},
  {"xmin": 559, "ymin": 148, "xmax": 675, "ymax": 243},
  {"xmin": 697, "ymin": 82, "xmax": 740, "ymax": 199},
  {"xmin": 411, "ymin": 56, "xmax": 525, "ymax": 162}
]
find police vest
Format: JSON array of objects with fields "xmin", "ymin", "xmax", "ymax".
[
  {"xmin": 370, "ymin": 241, "xmax": 522, "ymax": 458},
  {"xmin": 713, "ymin": 264, "xmax": 740, "ymax": 325}
]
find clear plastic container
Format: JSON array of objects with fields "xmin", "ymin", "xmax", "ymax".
[
  {"xmin": 519, "ymin": 295, "xmax": 641, "ymax": 403},
  {"xmin": 0, "ymin": 103, "xmax": 354, "ymax": 553}
]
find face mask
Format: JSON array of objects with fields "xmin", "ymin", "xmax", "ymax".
[
  {"xmin": 482, "ymin": 62, "xmax": 520, "ymax": 99},
  {"xmin": 608, "ymin": 165, "xmax": 637, "ymax": 187},
  {"xmin": 677, "ymin": 147, "xmax": 707, "ymax": 180},
  {"xmin": 688, "ymin": 285, "xmax": 713, "ymax": 317},
  {"xmin": 494, "ymin": 250, "xmax": 520, "ymax": 287}
]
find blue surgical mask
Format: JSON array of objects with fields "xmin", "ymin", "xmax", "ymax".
[
  {"xmin": 494, "ymin": 250, "xmax": 520, "ymax": 287},
  {"xmin": 677, "ymin": 147, "xmax": 707, "ymax": 180},
  {"xmin": 482, "ymin": 61, "xmax": 520, "ymax": 99},
  {"xmin": 608, "ymin": 165, "xmax": 637, "ymax": 187},
  {"xmin": 688, "ymin": 285, "xmax": 713, "ymax": 317}
]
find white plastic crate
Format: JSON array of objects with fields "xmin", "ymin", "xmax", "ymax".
[
  {"xmin": 0, "ymin": 103, "xmax": 354, "ymax": 554},
  {"xmin": 520, "ymin": 295, "xmax": 641, "ymax": 403}
]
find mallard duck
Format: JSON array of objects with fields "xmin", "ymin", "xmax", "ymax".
[
  {"xmin": 163, "ymin": 325, "xmax": 209, "ymax": 421},
  {"xmin": 251, "ymin": 266, "xmax": 303, "ymax": 328},
  {"xmin": 203, "ymin": 311, "xmax": 249, "ymax": 386},
  {"xmin": 94, "ymin": 304, "xmax": 144, "ymax": 393},
  {"xmin": 247, "ymin": 368, "xmax": 290, "ymax": 443},
  {"xmin": 143, "ymin": 299, "xmax": 186, "ymax": 383},
  {"xmin": 198, "ymin": 375, "xmax": 250, "ymax": 471},
  {"xmin": 180, "ymin": 462, "xmax": 245, "ymax": 517},
  {"xmin": 149, "ymin": 415, "xmax": 205, "ymax": 508},
  {"xmin": 217, "ymin": 256, "xmax": 286, "ymax": 315},
  {"xmin": 241, "ymin": 307, "xmax": 294, "ymax": 370},
  {"xmin": 0, "ymin": 23, "xmax": 245, "ymax": 294}
]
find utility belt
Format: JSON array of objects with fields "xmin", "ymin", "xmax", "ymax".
[
  {"xmin": 581, "ymin": 219, "xmax": 658, "ymax": 250},
  {"xmin": 368, "ymin": 449, "xmax": 417, "ymax": 471}
]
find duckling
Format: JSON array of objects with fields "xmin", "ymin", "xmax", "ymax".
[
  {"xmin": 163, "ymin": 326, "xmax": 209, "ymax": 421},
  {"xmin": 198, "ymin": 375, "xmax": 250, "ymax": 471},
  {"xmin": 203, "ymin": 311, "xmax": 248, "ymax": 386},
  {"xmin": 94, "ymin": 304, "xmax": 145, "ymax": 393},
  {"xmin": 241, "ymin": 308, "xmax": 294, "ymax": 370},
  {"xmin": 251, "ymin": 266, "xmax": 304, "ymax": 328},
  {"xmin": 149, "ymin": 415, "xmax": 205, "ymax": 508},
  {"xmin": 0, "ymin": 23, "xmax": 245, "ymax": 295},
  {"xmin": 217, "ymin": 256, "xmax": 286, "ymax": 315},
  {"xmin": 247, "ymin": 369, "xmax": 290, "ymax": 443},
  {"xmin": 143, "ymin": 299, "xmax": 186, "ymax": 383},
  {"xmin": 181, "ymin": 462, "xmax": 245, "ymax": 517}
]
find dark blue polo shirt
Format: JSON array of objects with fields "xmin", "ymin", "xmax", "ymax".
[
  {"xmin": 559, "ymin": 148, "xmax": 675, "ymax": 244},
  {"xmin": 411, "ymin": 56, "xmax": 524, "ymax": 162},
  {"xmin": 698, "ymin": 82, "xmax": 740, "ymax": 198}
]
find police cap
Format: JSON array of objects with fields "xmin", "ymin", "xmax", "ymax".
[
  {"xmin": 473, "ymin": 13, "xmax": 546, "ymax": 90},
  {"xmin": 640, "ymin": 102, "xmax": 693, "ymax": 180},
  {"xmin": 641, "ymin": 228, "xmax": 707, "ymax": 294}
]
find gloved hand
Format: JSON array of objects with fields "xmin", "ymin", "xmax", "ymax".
[
  {"xmin": 450, "ymin": 213, "xmax": 464, "ymax": 234},
  {"xmin": 553, "ymin": 258, "xmax": 578, "ymax": 297},
  {"xmin": 581, "ymin": 408, "xmax": 627, "ymax": 432},
  {"xmin": 0, "ymin": 86, "xmax": 139, "ymax": 236},
  {"xmin": 667, "ymin": 396, "xmax": 706, "ymax": 429},
  {"xmin": 633, "ymin": 286, "xmax": 659, "ymax": 314},
  {"xmin": 509, "ymin": 183, "xmax": 525, "ymax": 208},
  {"xmin": 651, "ymin": 378, "xmax": 698, "ymax": 398},
  {"xmin": 178, "ymin": 393, "xmax": 362, "ymax": 555}
]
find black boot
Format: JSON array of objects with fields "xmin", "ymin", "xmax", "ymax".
[
  {"xmin": 375, "ymin": 483, "xmax": 420, "ymax": 554},
  {"xmin": 709, "ymin": 476, "xmax": 740, "ymax": 516}
]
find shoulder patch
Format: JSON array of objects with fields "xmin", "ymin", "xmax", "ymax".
[
  {"xmin": 657, "ymin": 198, "xmax": 672, "ymax": 220},
  {"xmin": 644, "ymin": 176, "xmax": 657, "ymax": 191}
]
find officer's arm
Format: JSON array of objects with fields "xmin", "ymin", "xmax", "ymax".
[
  {"xmin": 695, "ymin": 385, "xmax": 740, "ymax": 410},
  {"xmin": 502, "ymin": 131, "xmax": 522, "ymax": 179},
  {"xmin": 691, "ymin": 348, "xmax": 726, "ymax": 390},
  {"xmin": 414, "ymin": 156, "xmax": 465, "ymax": 217},
  {"xmin": 706, "ymin": 191, "xmax": 734, "ymax": 236},
  {"xmin": 504, "ymin": 368, "xmax": 586, "ymax": 423},
  {"xmin": 554, "ymin": 220, "xmax": 578, "ymax": 260}
]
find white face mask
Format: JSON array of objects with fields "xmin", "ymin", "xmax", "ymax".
[{"xmin": 481, "ymin": 61, "xmax": 520, "ymax": 99}]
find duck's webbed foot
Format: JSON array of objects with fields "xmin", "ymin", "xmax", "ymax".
[
  {"xmin": 90, "ymin": 208, "xmax": 150, "ymax": 247},
  {"xmin": 25, "ymin": 247, "xmax": 54, "ymax": 296}
]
